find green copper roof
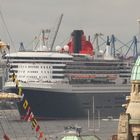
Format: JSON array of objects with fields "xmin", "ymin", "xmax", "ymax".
[
  {"xmin": 61, "ymin": 136, "xmax": 80, "ymax": 140},
  {"xmin": 131, "ymin": 56, "xmax": 140, "ymax": 81},
  {"xmin": 61, "ymin": 135, "xmax": 100, "ymax": 140}
]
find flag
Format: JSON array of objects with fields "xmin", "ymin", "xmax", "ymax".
[
  {"xmin": 31, "ymin": 118, "xmax": 37, "ymax": 129},
  {"xmin": 23, "ymin": 106, "xmax": 31, "ymax": 121},
  {"xmin": 39, "ymin": 131, "xmax": 43, "ymax": 139},
  {"xmin": 35, "ymin": 124, "xmax": 40, "ymax": 132},
  {"xmin": 27, "ymin": 112, "xmax": 34, "ymax": 122},
  {"xmin": 23, "ymin": 99, "xmax": 28, "ymax": 109},
  {"xmin": 18, "ymin": 86, "xmax": 23, "ymax": 96}
]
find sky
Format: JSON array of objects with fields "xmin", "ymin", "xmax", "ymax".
[{"xmin": 0, "ymin": 0, "xmax": 140, "ymax": 52}]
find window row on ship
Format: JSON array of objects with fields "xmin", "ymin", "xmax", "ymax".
[
  {"xmin": 9, "ymin": 75, "xmax": 65, "ymax": 80},
  {"xmin": 10, "ymin": 64, "xmax": 66, "ymax": 69},
  {"xmin": 66, "ymin": 70, "xmax": 119, "ymax": 74},
  {"xmin": 17, "ymin": 65, "xmax": 52, "ymax": 69},
  {"xmin": 66, "ymin": 67, "xmax": 121, "ymax": 70},
  {"xmin": 119, "ymin": 75, "xmax": 130, "ymax": 78},
  {"xmin": 9, "ymin": 70, "xmax": 65, "ymax": 75},
  {"xmin": 17, "ymin": 75, "xmax": 65, "ymax": 79},
  {"xmin": 68, "ymin": 63, "xmax": 122, "ymax": 67},
  {"xmin": 9, "ymin": 68, "xmax": 130, "ymax": 75},
  {"xmin": 9, "ymin": 64, "xmax": 64, "ymax": 72},
  {"xmin": 10, "ymin": 61, "xmax": 70, "ymax": 64},
  {"xmin": 66, "ymin": 64, "xmax": 130, "ymax": 68},
  {"xmin": 10, "ymin": 70, "xmax": 126, "ymax": 76},
  {"xmin": 18, "ymin": 71, "xmax": 64, "ymax": 74},
  {"xmin": 70, "ymin": 61, "xmax": 127, "ymax": 66},
  {"xmin": 12, "ymin": 64, "xmax": 130, "ymax": 71},
  {"xmin": 10, "ymin": 61, "xmax": 130, "ymax": 67},
  {"xmin": 8, "ymin": 57, "xmax": 72, "ymax": 60},
  {"xmin": 9, "ymin": 71, "xmax": 65, "ymax": 75}
]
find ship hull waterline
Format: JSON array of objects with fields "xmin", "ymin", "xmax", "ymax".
[{"xmin": 5, "ymin": 86, "xmax": 129, "ymax": 120}]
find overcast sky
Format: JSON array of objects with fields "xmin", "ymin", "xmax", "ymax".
[{"xmin": 0, "ymin": 0, "xmax": 140, "ymax": 51}]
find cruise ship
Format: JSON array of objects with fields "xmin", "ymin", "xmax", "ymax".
[{"xmin": 4, "ymin": 30, "xmax": 133, "ymax": 119}]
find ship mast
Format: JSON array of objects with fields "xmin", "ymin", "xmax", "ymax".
[
  {"xmin": 93, "ymin": 33, "xmax": 103, "ymax": 58},
  {"xmin": 42, "ymin": 29, "xmax": 45, "ymax": 46}
]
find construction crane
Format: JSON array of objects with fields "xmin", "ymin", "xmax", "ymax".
[{"xmin": 50, "ymin": 14, "xmax": 63, "ymax": 51}]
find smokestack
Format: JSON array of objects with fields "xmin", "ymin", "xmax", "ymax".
[{"xmin": 72, "ymin": 30, "xmax": 83, "ymax": 53}]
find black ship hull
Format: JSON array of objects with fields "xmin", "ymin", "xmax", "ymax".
[{"xmin": 6, "ymin": 87, "xmax": 129, "ymax": 120}]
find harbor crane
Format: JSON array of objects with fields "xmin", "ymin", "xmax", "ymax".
[{"xmin": 93, "ymin": 33, "xmax": 139, "ymax": 60}]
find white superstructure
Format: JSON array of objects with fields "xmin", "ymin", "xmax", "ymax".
[{"xmin": 7, "ymin": 51, "xmax": 73, "ymax": 83}]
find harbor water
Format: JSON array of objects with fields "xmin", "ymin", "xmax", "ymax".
[{"xmin": 0, "ymin": 110, "xmax": 118, "ymax": 140}]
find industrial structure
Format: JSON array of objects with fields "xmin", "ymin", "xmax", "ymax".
[{"xmin": 93, "ymin": 34, "xmax": 139, "ymax": 61}]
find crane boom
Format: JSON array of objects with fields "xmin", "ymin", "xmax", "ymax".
[{"xmin": 50, "ymin": 14, "xmax": 63, "ymax": 51}]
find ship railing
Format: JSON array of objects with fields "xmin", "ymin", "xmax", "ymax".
[
  {"xmin": 5, "ymin": 80, "xmax": 70, "ymax": 88},
  {"xmin": 5, "ymin": 80, "xmax": 131, "ymax": 87},
  {"xmin": 71, "ymin": 83, "xmax": 131, "ymax": 87}
]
